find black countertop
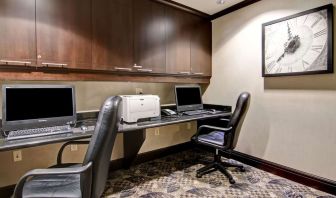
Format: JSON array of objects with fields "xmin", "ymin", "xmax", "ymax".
[{"xmin": 0, "ymin": 111, "xmax": 231, "ymax": 152}]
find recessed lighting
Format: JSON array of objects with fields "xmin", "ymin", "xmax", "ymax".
[{"xmin": 216, "ymin": 0, "xmax": 225, "ymax": 4}]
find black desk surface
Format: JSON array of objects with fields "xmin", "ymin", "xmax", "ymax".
[{"xmin": 0, "ymin": 112, "xmax": 231, "ymax": 152}]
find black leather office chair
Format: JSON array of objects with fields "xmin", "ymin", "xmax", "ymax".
[
  {"xmin": 192, "ymin": 92, "xmax": 250, "ymax": 184},
  {"xmin": 12, "ymin": 96, "xmax": 122, "ymax": 198}
]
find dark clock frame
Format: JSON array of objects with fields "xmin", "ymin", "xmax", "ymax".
[{"xmin": 262, "ymin": 4, "xmax": 334, "ymax": 77}]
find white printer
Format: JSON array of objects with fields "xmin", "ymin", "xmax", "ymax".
[{"xmin": 120, "ymin": 95, "xmax": 160, "ymax": 123}]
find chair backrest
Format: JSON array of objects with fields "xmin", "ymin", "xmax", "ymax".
[
  {"xmin": 226, "ymin": 92, "xmax": 250, "ymax": 150},
  {"xmin": 82, "ymin": 96, "xmax": 121, "ymax": 198}
]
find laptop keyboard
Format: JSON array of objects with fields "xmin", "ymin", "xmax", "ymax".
[
  {"xmin": 183, "ymin": 110, "xmax": 209, "ymax": 116},
  {"xmin": 6, "ymin": 125, "xmax": 72, "ymax": 141}
]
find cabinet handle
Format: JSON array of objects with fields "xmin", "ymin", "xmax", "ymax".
[
  {"xmin": 42, "ymin": 62, "xmax": 67, "ymax": 67},
  {"xmin": 0, "ymin": 60, "xmax": 31, "ymax": 65},
  {"xmin": 137, "ymin": 68, "xmax": 153, "ymax": 72},
  {"xmin": 133, "ymin": 64, "xmax": 142, "ymax": 68},
  {"xmin": 115, "ymin": 67, "xmax": 132, "ymax": 71},
  {"xmin": 178, "ymin": 71, "xmax": 190, "ymax": 75},
  {"xmin": 193, "ymin": 72, "xmax": 204, "ymax": 75}
]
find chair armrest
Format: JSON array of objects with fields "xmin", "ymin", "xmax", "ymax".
[
  {"xmin": 13, "ymin": 162, "xmax": 92, "ymax": 198},
  {"xmin": 57, "ymin": 141, "xmax": 90, "ymax": 165}
]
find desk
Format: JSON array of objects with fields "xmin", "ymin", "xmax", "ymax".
[{"xmin": 0, "ymin": 106, "xmax": 231, "ymax": 168}]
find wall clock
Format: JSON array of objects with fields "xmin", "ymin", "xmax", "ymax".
[{"xmin": 262, "ymin": 4, "xmax": 333, "ymax": 77}]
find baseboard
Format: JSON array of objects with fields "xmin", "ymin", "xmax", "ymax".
[
  {"xmin": 111, "ymin": 141, "xmax": 336, "ymax": 195},
  {"xmin": 220, "ymin": 150, "xmax": 336, "ymax": 195},
  {"xmin": 110, "ymin": 143, "xmax": 336, "ymax": 195},
  {"xmin": 4, "ymin": 142, "xmax": 333, "ymax": 196},
  {"xmin": 0, "ymin": 184, "xmax": 15, "ymax": 198}
]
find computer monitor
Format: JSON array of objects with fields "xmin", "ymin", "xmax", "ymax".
[
  {"xmin": 2, "ymin": 85, "xmax": 76, "ymax": 131},
  {"xmin": 175, "ymin": 85, "xmax": 203, "ymax": 112}
]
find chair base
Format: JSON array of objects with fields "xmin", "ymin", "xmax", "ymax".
[{"xmin": 196, "ymin": 152, "xmax": 245, "ymax": 184}]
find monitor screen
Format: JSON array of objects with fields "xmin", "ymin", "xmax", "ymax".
[
  {"xmin": 5, "ymin": 88, "xmax": 74, "ymax": 121},
  {"xmin": 2, "ymin": 85, "xmax": 76, "ymax": 131},
  {"xmin": 175, "ymin": 86, "xmax": 203, "ymax": 111}
]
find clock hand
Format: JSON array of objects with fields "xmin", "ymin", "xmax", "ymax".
[
  {"xmin": 277, "ymin": 23, "xmax": 294, "ymax": 63},
  {"xmin": 277, "ymin": 34, "xmax": 301, "ymax": 63},
  {"xmin": 286, "ymin": 35, "xmax": 301, "ymax": 53},
  {"xmin": 277, "ymin": 52, "xmax": 285, "ymax": 63},
  {"xmin": 287, "ymin": 22, "xmax": 293, "ymax": 40}
]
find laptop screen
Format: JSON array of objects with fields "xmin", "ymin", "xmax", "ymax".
[
  {"xmin": 2, "ymin": 85, "xmax": 76, "ymax": 131},
  {"xmin": 5, "ymin": 88, "xmax": 74, "ymax": 121},
  {"xmin": 176, "ymin": 87, "xmax": 202, "ymax": 106},
  {"xmin": 175, "ymin": 86, "xmax": 203, "ymax": 112}
]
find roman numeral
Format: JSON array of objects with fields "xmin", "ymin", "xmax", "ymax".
[
  {"xmin": 314, "ymin": 28, "xmax": 327, "ymax": 38},
  {"xmin": 303, "ymin": 15, "xmax": 309, "ymax": 24},
  {"xmin": 291, "ymin": 18, "xmax": 298, "ymax": 27},
  {"xmin": 311, "ymin": 16, "xmax": 322, "ymax": 28},
  {"xmin": 311, "ymin": 45, "xmax": 323, "ymax": 53},
  {"xmin": 288, "ymin": 66, "xmax": 292, "ymax": 73},
  {"xmin": 267, "ymin": 61, "xmax": 276, "ymax": 73},
  {"xmin": 276, "ymin": 67, "xmax": 282, "ymax": 73},
  {"xmin": 302, "ymin": 60, "xmax": 310, "ymax": 69}
]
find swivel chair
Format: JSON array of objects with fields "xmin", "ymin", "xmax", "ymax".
[
  {"xmin": 192, "ymin": 92, "xmax": 250, "ymax": 184},
  {"xmin": 12, "ymin": 96, "xmax": 122, "ymax": 198}
]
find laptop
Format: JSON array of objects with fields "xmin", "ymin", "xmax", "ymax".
[{"xmin": 2, "ymin": 85, "xmax": 76, "ymax": 140}]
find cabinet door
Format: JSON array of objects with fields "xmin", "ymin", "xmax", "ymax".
[
  {"xmin": 190, "ymin": 16, "xmax": 211, "ymax": 76},
  {"xmin": 133, "ymin": 0, "xmax": 166, "ymax": 74},
  {"xmin": 165, "ymin": 6, "xmax": 192, "ymax": 75},
  {"xmin": 0, "ymin": 0, "xmax": 36, "ymax": 67},
  {"xmin": 92, "ymin": 0, "xmax": 133, "ymax": 72},
  {"xmin": 36, "ymin": 0, "xmax": 92, "ymax": 69}
]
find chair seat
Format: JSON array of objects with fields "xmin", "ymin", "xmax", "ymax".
[
  {"xmin": 197, "ymin": 131, "xmax": 225, "ymax": 145},
  {"xmin": 22, "ymin": 174, "xmax": 81, "ymax": 198}
]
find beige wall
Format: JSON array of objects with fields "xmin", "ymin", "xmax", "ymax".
[
  {"xmin": 0, "ymin": 81, "xmax": 196, "ymax": 186},
  {"xmin": 204, "ymin": 0, "xmax": 336, "ymax": 181}
]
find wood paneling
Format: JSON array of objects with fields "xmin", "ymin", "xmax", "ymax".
[
  {"xmin": 190, "ymin": 16, "xmax": 211, "ymax": 76},
  {"xmin": 0, "ymin": 0, "xmax": 36, "ymax": 67},
  {"xmin": 165, "ymin": 6, "xmax": 192, "ymax": 74},
  {"xmin": 133, "ymin": 0, "xmax": 166, "ymax": 73},
  {"xmin": 36, "ymin": 0, "xmax": 92, "ymax": 69},
  {"xmin": 92, "ymin": 0, "xmax": 134, "ymax": 71}
]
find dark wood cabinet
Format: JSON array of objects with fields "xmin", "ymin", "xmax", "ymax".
[
  {"xmin": 165, "ymin": 6, "xmax": 192, "ymax": 74},
  {"xmin": 0, "ymin": 0, "xmax": 212, "ymax": 83},
  {"xmin": 36, "ymin": 0, "xmax": 92, "ymax": 69},
  {"xmin": 133, "ymin": 0, "xmax": 166, "ymax": 74},
  {"xmin": 92, "ymin": 0, "xmax": 134, "ymax": 72},
  {"xmin": 0, "ymin": 0, "xmax": 36, "ymax": 67},
  {"xmin": 190, "ymin": 16, "xmax": 212, "ymax": 76}
]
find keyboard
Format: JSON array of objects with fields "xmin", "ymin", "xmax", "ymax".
[
  {"xmin": 183, "ymin": 109, "xmax": 209, "ymax": 116},
  {"xmin": 6, "ymin": 125, "xmax": 72, "ymax": 141}
]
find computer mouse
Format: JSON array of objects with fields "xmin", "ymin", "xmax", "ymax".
[
  {"xmin": 209, "ymin": 109, "xmax": 216, "ymax": 113},
  {"xmin": 81, "ymin": 125, "xmax": 88, "ymax": 131}
]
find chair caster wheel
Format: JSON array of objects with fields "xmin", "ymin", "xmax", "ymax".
[
  {"xmin": 240, "ymin": 167, "xmax": 245, "ymax": 172},
  {"xmin": 229, "ymin": 179, "xmax": 235, "ymax": 184},
  {"xmin": 196, "ymin": 173, "xmax": 202, "ymax": 178}
]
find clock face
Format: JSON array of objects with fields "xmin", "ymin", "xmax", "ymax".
[{"xmin": 264, "ymin": 9, "xmax": 329, "ymax": 75}]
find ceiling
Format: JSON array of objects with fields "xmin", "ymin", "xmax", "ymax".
[{"xmin": 171, "ymin": 0, "xmax": 245, "ymax": 15}]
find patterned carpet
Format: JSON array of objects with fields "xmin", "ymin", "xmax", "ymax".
[{"xmin": 103, "ymin": 150, "xmax": 335, "ymax": 198}]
